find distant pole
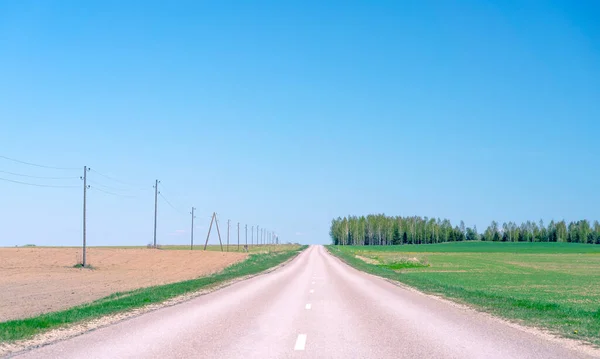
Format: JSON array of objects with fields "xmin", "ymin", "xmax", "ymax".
[
  {"xmin": 203, "ymin": 212, "xmax": 215, "ymax": 250},
  {"xmin": 252, "ymin": 226, "xmax": 254, "ymax": 246},
  {"xmin": 237, "ymin": 222, "xmax": 240, "ymax": 251},
  {"xmin": 245, "ymin": 224, "xmax": 248, "ymax": 248},
  {"xmin": 153, "ymin": 179, "xmax": 159, "ymax": 248},
  {"xmin": 227, "ymin": 219, "xmax": 230, "ymax": 252},
  {"xmin": 215, "ymin": 215, "xmax": 224, "ymax": 251},
  {"xmin": 81, "ymin": 166, "xmax": 89, "ymax": 267},
  {"xmin": 190, "ymin": 207, "xmax": 196, "ymax": 250},
  {"xmin": 257, "ymin": 225, "xmax": 260, "ymax": 246}
]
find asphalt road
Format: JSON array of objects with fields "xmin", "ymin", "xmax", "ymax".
[{"xmin": 14, "ymin": 245, "xmax": 594, "ymax": 359}]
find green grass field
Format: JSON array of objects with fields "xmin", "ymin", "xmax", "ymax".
[
  {"xmin": 327, "ymin": 242, "xmax": 600, "ymax": 346},
  {"xmin": 0, "ymin": 245, "xmax": 306, "ymax": 343}
]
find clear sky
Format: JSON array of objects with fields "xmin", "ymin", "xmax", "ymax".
[{"xmin": 1, "ymin": 0, "xmax": 599, "ymax": 246}]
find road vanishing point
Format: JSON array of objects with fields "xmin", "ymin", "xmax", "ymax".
[{"xmin": 14, "ymin": 246, "xmax": 594, "ymax": 359}]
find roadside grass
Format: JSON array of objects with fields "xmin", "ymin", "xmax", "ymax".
[
  {"xmin": 0, "ymin": 245, "xmax": 306, "ymax": 343},
  {"xmin": 327, "ymin": 243, "xmax": 600, "ymax": 346}
]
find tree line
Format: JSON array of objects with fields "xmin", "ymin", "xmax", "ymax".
[{"xmin": 330, "ymin": 214, "xmax": 600, "ymax": 245}]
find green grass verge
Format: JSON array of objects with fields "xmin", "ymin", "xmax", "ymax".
[
  {"xmin": 345, "ymin": 241, "xmax": 600, "ymax": 254},
  {"xmin": 0, "ymin": 245, "xmax": 307, "ymax": 343},
  {"xmin": 327, "ymin": 243, "xmax": 600, "ymax": 346}
]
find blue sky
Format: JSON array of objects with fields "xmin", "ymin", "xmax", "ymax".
[{"xmin": 1, "ymin": 0, "xmax": 599, "ymax": 246}]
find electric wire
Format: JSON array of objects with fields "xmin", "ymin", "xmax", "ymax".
[
  {"xmin": 90, "ymin": 186, "xmax": 137, "ymax": 198},
  {"xmin": 158, "ymin": 183, "xmax": 189, "ymax": 211},
  {"xmin": 0, "ymin": 176, "xmax": 79, "ymax": 188},
  {"xmin": 0, "ymin": 169, "xmax": 78, "ymax": 180},
  {"xmin": 89, "ymin": 169, "xmax": 145, "ymax": 189},
  {"xmin": 159, "ymin": 192, "xmax": 186, "ymax": 215},
  {"xmin": 87, "ymin": 179, "xmax": 129, "ymax": 192},
  {"xmin": 0, "ymin": 155, "xmax": 79, "ymax": 170}
]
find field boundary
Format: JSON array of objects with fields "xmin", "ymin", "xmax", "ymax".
[
  {"xmin": 325, "ymin": 245, "xmax": 600, "ymax": 358},
  {"xmin": 0, "ymin": 246, "xmax": 307, "ymax": 357}
]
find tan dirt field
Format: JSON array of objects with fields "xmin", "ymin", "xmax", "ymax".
[{"xmin": 0, "ymin": 247, "xmax": 248, "ymax": 322}]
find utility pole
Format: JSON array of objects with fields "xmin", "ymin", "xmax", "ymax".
[
  {"xmin": 227, "ymin": 219, "xmax": 230, "ymax": 252},
  {"xmin": 203, "ymin": 212, "xmax": 224, "ymax": 251},
  {"xmin": 215, "ymin": 215, "xmax": 223, "ymax": 251},
  {"xmin": 237, "ymin": 222, "xmax": 240, "ymax": 251},
  {"xmin": 251, "ymin": 225, "xmax": 254, "ymax": 246},
  {"xmin": 153, "ymin": 179, "xmax": 160, "ymax": 248},
  {"xmin": 245, "ymin": 224, "xmax": 248, "ymax": 248},
  {"xmin": 257, "ymin": 225, "xmax": 260, "ymax": 246},
  {"xmin": 81, "ymin": 166, "xmax": 89, "ymax": 267},
  {"xmin": 190, "ymin": 207, "xmax": 196, "ymax": 250}
]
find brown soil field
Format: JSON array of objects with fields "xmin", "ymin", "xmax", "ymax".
[{"xmin": 0, "ymin": 248, "xmax": 248, "ymax": 322}]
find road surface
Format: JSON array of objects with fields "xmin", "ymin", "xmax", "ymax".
[{"xmin": 14, "ymin": 245, "xmax": 595, "ymax": 359}]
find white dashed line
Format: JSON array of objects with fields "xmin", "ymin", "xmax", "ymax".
[
  {"xmin": 309, "ymin": 289, "xmax": 314, "ymax": 293},
  {"xmin": 294, "ymin": 334, "xmax": 307, "ymax": 350},
  {"xmin": 305, "ymin": 303, "xmax": 312, "ymax": 309}
]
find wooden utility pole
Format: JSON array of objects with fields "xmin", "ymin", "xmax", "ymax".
[
  {"xmin": 237, "ymin": 222, "xmax": 240, "ymax": 251},
  {"xmin": 81, "ymin": 166, "xmax": 89, "ymax": 267},
  {"xmin": 153, "ymin": 179, "xmax": 159, "ymax": 248},
  {"xmin": 203, "ymin": 212, "xmax": 224, "ymax": 251},
  {"xmin": 257, "ymin": 225, "xmax": 260, "ymax": 246},
  {"xmin": 204, "ymin": 213, "xmax": 215, "ymax": 250},
  {"xmin": 227, "ymin": 219, "xmax": 230, "ymax": 252},
  {"xmin": 190, "ymin": 207, "xmax": 196, "ymax": 250},
  {"xmin": 251, "ymin": 225, "xmax": 254, "ymax": 246},
  {"xmin": 245, "ymin": 224, "xmax": 248, "ymax": 248},
  {"xmin": 215, "ymin": 215, "xmax": 223, "ymax": 251}
]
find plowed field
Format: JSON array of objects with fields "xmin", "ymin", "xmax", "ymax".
[{"xmin": 0, "ymin": 247, "xmax": 247, "ymax": 321}]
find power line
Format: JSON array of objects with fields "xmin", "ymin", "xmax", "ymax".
[
  {"xmin": 89, "ymin": 169, "xmax": 145, "ymax": 189},
  {"xmin": 159, "ymin": 192, "xmax": 186, "ymax": 215},
  {"xmin": 0, "ymin": 155, "xmax": 79, "ymax": 170},
  {"xmin": 90, "ymin": 186, "xmax": 137, "ymax": 198},
  {"xmin": 158, "ymin": 184, "xmax": 189, "ymax": 211},
  {"xmin": 0, "ymin": 176, "xmax": 79, "ymax": 188},
  {"xmin": 87, "ymin": 179, "xmax": 129, "ymax": 192},
  {"xmin": 0, "ymin": 170, "xmax": 78, "ymax": 180}
]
